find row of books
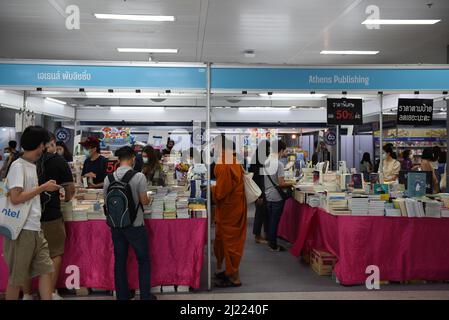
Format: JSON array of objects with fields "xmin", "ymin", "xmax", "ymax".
[
  {"xmin": 348, "ymin": 195, "xmax": 386, "ymax": 216},
  {"xmin": 393, "ymin": 198, "xmax": 449, "ymax": 218}
]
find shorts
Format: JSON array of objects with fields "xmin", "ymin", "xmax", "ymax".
[
  {"xmin": 3, "ymin": 229, "xmax": 54, "ymax": 287},
  {"xmin": 41, "ymin": 218, "xmax": 66, "ymax": 258}
]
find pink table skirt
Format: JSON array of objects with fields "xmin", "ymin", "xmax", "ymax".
[
  {"xmin": 278, "ymin": 198, "xmax": 449, "ymax": 285},
  {"xmin": 1, "ymin": 218, "xmax": 207, "ymax": 292}
]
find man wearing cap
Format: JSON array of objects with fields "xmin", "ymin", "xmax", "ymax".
[{"xmin": 79, "ymin": 137, "xmax": 107, "ymax": 188}]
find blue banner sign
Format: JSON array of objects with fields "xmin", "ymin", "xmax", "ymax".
[
  {"xmin": 211, "ymin": 68, "xmax": 449, "ymax": 90},
  {"xmin": 0, "ymin": 63, "xmax": 206, "ymax": 89}
]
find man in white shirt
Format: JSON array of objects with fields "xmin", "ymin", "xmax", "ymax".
[{"xmin": 3, "ymin": 126, "xmax": 60, "ymax": 300}]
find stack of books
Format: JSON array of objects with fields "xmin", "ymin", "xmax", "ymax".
[
  {"xmin": 404, "ymin": 198, "xmax": 425, "ymax": 217},
  {"xmin": 189, "ymin": 198, "xmax": 207, "ymax": 218},
  {"xmin": 423, "ymin": 199, "xmax": 442, "ymax": 218},
  {"xmin": 163, "ymin": 192, "xmax": 178, "ymax": 219},
  {"xmin": 441, "ymin": 207, "xmax": 449, "ymax": 218},
  {"xmin": 393, "ymin": 198, "xmax": 407, "ymax": 217},
  {"xmin": 176, "ymin": 196, "xmax": 190, "ymax": 219},
  {"xmin": 349, "ymin": 195, "xmax": 369, "ymax": 216},
  {"xmin": 326, "ymin": 192, "xmax": 350, "ymax": 215},
  {"xmin": 385, "ymin": 202, "xmax": 401, "ymax": 217},
  {"xmin": 368, "ymin": 195, "xmax": 385, "ymax": 216}
]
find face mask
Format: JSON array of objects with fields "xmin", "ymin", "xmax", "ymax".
[
  {"xmin": 142, "ymin": 156, "xmax": 149, "ymax": 163},
  {"xmin": 57, "ymin": 150, "xmax": 64, "ymax": 156},
  {"xmin": 3, "ymin": 152, "xmax": 10, "ymax": 159},
  {"xmin": 382, "ymin": 152, "xmax": 387, "ymax": 160},
  {"xmin": 83, "ymin": 149, "xmax": 91, "ymax": 157}
]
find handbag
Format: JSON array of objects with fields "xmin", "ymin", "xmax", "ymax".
[
  {"xmin": 267, "ymin": 174, "xmax": 292, "ymax": 201},
  {"xmin": 0, "ymin": 163, "xmax": 33, "ymax": 240},
  {"xmin": 242, "ymin": 168, "xmax": 262, "ymax": 204}
]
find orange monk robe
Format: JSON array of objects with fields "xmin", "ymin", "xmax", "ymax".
[{"xmin": 211, "ymin": 159, "xmax": 247, "ymax": 277}]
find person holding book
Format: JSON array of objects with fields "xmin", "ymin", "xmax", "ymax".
[
  {"xmin": 3, "ymin": 126, "xmax": 60, "ymax": 300},
  {"xmin": 379, "ymin": 144, "xmax": 401, "ymax": 183}
]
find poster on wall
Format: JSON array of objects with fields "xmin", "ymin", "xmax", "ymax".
[
  {"xmin": 327, "ymin": 98, "xmax": 363, "ymax": 125},
  {"xmin": 100, "ymin": 127, "xmax": 134, "ymax": 149},
  {"xmin": 397, "ymin": 98, "xmax": 433, "ymax": 126}
]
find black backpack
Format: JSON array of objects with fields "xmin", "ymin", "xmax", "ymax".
[{"xmin": 104, "ymin": 170, "xmax": 140, "ymax": 228}]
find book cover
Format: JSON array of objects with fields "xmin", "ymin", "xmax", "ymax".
[
  {"xmin": 369, "ymin": 173, "xmax": 380, "ymax": 185},
  {"xmin": 374, "ymin": 184, "xmax": 389, "ymax": 195},
  {"xmin": 352, "ymin": 173, "xmax": 363, "ymax": 189},
  {"xmin": 407, "ymin": 172, "xmax": 427, "ymax": 198}
]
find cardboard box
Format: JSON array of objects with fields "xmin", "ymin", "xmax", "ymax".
[{"xmin": 310, "ymin": 249, "xmax": 337, "ymax": 276}]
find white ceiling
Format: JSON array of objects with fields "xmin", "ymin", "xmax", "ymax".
[{"xmin": 0, "ymin": 0, "xmax": 448, "ymax": 64}]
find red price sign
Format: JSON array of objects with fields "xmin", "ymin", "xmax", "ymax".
[
  {"xmin": 335, "ymin": 109, "xmax": 354, "ymax": 120},
  {"xmin": 327, "ymin": 98, "xmax": 363, "ymax": 125},
  {"xmin": 105, "ymin": 160, "xmax": 120, "ymax": 174}
]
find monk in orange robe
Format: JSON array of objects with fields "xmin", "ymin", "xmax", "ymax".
[{"xmin": 212, "ymin": 138, "xmax": 247, "ymax": 287}]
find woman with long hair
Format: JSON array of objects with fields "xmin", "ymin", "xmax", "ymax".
[
  {"xmin": 56, "ymin": 141, "xmax": 73, "ymax": 162},
  {"xmin": 141, "ymin": 145, "xmax": 165, "ymax": 186}
]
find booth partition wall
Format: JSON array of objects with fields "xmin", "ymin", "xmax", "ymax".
[{"xmin": 1, "ymin": 61, "xmax": 449, "ymax": 290}]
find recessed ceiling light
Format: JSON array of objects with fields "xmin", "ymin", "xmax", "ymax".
[
  {"xmin": 94, "ymin": 14, "xmax": 175, "ymax": 22},
  {"xmin": 259, "ymin": 93, "xmax": 327, "ymax": 98},
  {"xmin": 362, "ymin": 19, "xmax": 440, "ymax": 25},
  {"xmin": 45, "ymin": 97, "xmax": 67, "ymax": 105},
  {"xmin": 238, "ymin": 107, "xmax": 290, "ymax": 111},
  {"xmin": 117, "ymin": 48, "xmax": 178, "ymax": 53},
  {"xmin": 320, "ymin": 50, "xmax": 379, "ymax": 55}
]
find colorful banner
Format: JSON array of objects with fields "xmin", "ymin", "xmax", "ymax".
[{"xmin": 101, "ymin": 127, "xmax": 134, "ymax": 148}]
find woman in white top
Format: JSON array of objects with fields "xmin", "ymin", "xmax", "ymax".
[{"xmin": 379, "ymin": 144, "xmax": 401, "ymax": 183}]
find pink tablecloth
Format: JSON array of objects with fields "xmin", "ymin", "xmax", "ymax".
[
  {"xmin": 1, "ymin": 219, "xmax": 207, "ymax": 292},
  {"xmin": 279, "ymin": 199, "xmax": 449, "ymax": 285}
]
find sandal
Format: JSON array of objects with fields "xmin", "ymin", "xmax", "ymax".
[{"xmin": 214, "ymin": 277, "xmax": 242, "ymax": 288}]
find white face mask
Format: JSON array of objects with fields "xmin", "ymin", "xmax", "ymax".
[
  {"xmin": 382, "ymin": 152, "xmax": 387, "ymax": 160},
  {"xmin": 57, "ymin": 150, "xmax": 64, "ymax": 156},
  {"xmin": 3, "ymin": 152, "xmax": 10, "ymax": 160},
  {"xmin": 142, "ymin": 156, "xmax": 149, "ymax": 163}
]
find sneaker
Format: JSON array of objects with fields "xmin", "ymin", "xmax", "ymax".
[
  {"xmin": 269, "ymin": 245, "xmax": 286, "ymax": 252},
  {"xmin": 52, "ymin": 292, "xmax": 63, "ymax": 300},
  {"xmin": 255, "ymin": 236, "xmax": 268, "ymax": 244},
  {"xmin": 22, "ymin": 294, "xmax": 34, "ymax": 300}
]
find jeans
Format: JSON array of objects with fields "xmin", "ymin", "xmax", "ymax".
[
  {"xmin": 253, "ymin": 200, "xmax": 268, "ymax": 237},
  {"xmin": 111, "ymin": 226, "xmax": 151, "ymax": 300},
  {"xmin": 266, "ymin": 200, "xmax": 285, "ymax": 248}
]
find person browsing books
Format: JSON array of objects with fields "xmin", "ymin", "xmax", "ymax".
[
  {"xmin": 379, "ymin": 144, "xmax": 401, "ymax": 183},
  {"xmin": 3, "ymin": 126, "xmax": 60, "ymax": 300}
]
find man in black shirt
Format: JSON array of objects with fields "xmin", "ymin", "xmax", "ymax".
[
  {"xmin": 162, "ymin": 139, "xmax": 175, "ymax": 156},
  {"xmin": 80, "ymin": 137, "xmax": 107, "ymax": 188},
  {"xmin": 24, "ymin": 133, "xmax": 75, "ymax": 300}
]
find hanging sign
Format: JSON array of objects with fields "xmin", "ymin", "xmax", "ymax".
[
  {"xmin": 397, "ymin": 98, "xmax": 433, "ymax": 126},
  {"xmin": 54, "ymin": 127, "xmax": 71, "ymax": 143},
  {"xmin": 100, "ymin": 127, "xmax": 134, "ymax": 148},
  {"xmin": 324, "ymin": 131, "xmax": 337, "ymax": 146},
  {"xmin": 327, "ymin": 98, "xmax": 363, "ymax": 125}
]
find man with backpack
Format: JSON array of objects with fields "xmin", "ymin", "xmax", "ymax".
[{"xmin": 103, "ymin": 146, "xmax": 155, "ymax": 300}]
